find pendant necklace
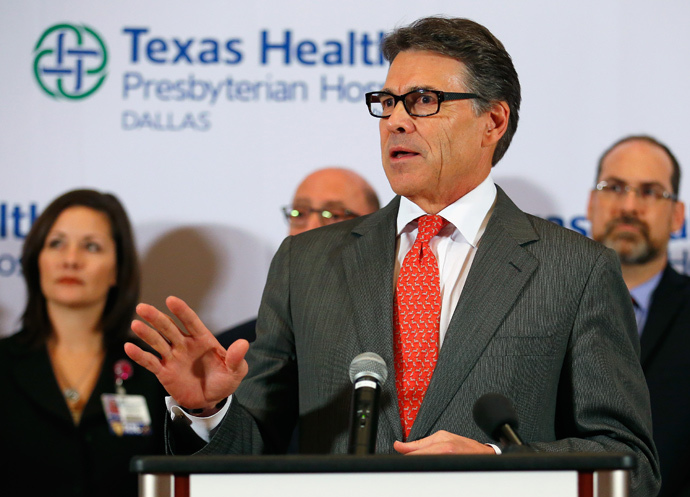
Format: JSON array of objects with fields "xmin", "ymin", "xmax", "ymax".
[{"xmin": 49, "ymin": 343, "xmax": 104, "ymax": 407}]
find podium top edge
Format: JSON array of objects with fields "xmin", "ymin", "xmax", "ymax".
[{"xmin": 131, "ymin": 452, "xmax": 636, "ymax": 474}]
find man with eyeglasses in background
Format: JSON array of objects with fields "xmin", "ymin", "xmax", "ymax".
[
  {"xmin": 217, "ymin": 167, "xmax": 380, "ymax": 348},
  {"xmin": 282, "ymin": 167, "xmax": 380, "ymax": 236},
  {"xmin": 125, "ymin": 16, "xmax": 659, "ymax": 496},
  {"xmin": 588, "ymin": 135, "xmax": 690, "ymax": 497}
]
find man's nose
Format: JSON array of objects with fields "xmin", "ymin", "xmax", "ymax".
[
  {"xmin": 385, "ymin": 101, "xmax": 414, "ymax": 133},
  {"xmin": 304, "ymin": 211, "xmax": 323, "ymax": 232},
  {"xmin": 620, "ymin": 188, "xmax": 644, "ymax": 213}
]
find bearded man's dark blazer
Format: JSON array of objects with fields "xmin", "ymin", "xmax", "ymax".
[{"xmin": 641, "ymin": 264, "xmax": 690, "ymax": 497}]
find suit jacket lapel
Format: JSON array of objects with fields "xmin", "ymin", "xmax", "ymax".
[
  {"xmin": 341, "ymin": 196, "xmax": 402, "ymax": 440},
  {"xmin": 410, "ymin": 187, "xmax": 540, "ymax": 439},
  {"xmin": 640, "ymin": 264, "xmax": 685, "ymax": 366}
]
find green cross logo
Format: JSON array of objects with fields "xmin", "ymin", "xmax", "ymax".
[{"xmin": 33, "ymin": 23, "xmax": 108, "ymax": 100}]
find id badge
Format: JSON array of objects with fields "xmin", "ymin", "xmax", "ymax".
[{"xmin": 101, "ymin": 393, "xmax": 152, "ymax": 436}]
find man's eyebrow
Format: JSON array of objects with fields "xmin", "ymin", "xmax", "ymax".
[
  {"xmin": 379, "ymin": 85, "xmax": 441, "ymax": 94},
  {"xmin": 321, "ymin": 201, "xmax": 348, "ymax": 209},
  {"xmin": 601, "ymin": 176, "xmax": 625, "ymax": 183},
  {"xmin": 292, "ymin": 198, "xmax": 348, "ymax": 209},
  {"xmin": 604, "ymin": 176, "xmax": 666, "ymax": 187}
]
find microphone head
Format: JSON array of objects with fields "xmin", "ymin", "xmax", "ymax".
[
  {"xmin": 349, "ymin": 352, "xmax": 388, "ymax": 385},
  {"xmin": 472, "ymin": 393, "xmax": 519, "ymax": 441}
]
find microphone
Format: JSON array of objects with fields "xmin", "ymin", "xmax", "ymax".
[
  {"xmin": 472, "ymin": 393, "xmax": 530, "ymax": 452},
  {"xmin": 347, "ymin": 352, "xmax": 388, "ymax": 455}
]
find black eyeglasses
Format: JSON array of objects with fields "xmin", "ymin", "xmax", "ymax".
[
  {"xmin": 594, "ymin": 180, "xmax": 678, "ymax": 203},
  {"xmin": 281, "ymin": 206, "xmax": 360, "ymax": 228},
  {"xmin": 365, "ymin": 89, "xmax": 480, "ymax": 118}
]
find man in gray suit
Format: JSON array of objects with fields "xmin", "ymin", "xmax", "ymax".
[{"xmin": 125, "ymin": 17, "xmax": 660, "ymax": 496}]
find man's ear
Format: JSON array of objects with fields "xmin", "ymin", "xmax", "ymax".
[
  {"xmin": 482, "ymin": 100, "xmax": 509, "ymax": 148},
  {"xmin": 672, "ymin": 200, "xmax": 685, "ymax": 233},
  {"xmin": 586, "ymin": 189, "xmax": 596, "ymax": 222}
]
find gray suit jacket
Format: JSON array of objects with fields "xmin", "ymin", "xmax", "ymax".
[{"xmin": 202, "ymin": 187, "xmax": 660, "ymax": 496}]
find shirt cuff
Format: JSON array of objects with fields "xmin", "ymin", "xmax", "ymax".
[
  {"xmin": 486, "ymin": 443, "xmax": 502, "ymax": 454},
  {"xmin": 166, "ymin": 395, "xmax": 232, "ymax": 443}
]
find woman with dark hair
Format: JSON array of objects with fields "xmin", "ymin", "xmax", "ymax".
[{"xmin": 0, "ymin": 189, "xmax": 165, "ymax": 497}]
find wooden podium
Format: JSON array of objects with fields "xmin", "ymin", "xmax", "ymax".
[{"xmin": 132, "ymin": 452, "xmax": 633, "ymax": 497}]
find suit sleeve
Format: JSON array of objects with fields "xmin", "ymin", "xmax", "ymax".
[
  {"xmin": 198, "ymin": 236, "xmax": 298, "ymax": 455},
  {"xmin": 530, "ymin": 248, "xmax": 661, "ymax": 497}
]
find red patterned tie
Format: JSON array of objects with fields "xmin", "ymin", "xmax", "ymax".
[{"xmin": 394, "ymin": 214, "xmax": 446, "ymax": 440}]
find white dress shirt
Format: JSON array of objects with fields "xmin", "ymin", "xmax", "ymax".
[{"xmin": 395, "ymin": 174, "xmax": 496, "ymax": 346}]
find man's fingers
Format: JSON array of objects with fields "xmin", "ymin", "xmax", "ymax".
[
  {"xmin": 395, "ymin": 431, "xmax": 444, "ymax": 452},
  {"xmin": 225, "ymin": 339, "xmax": 250, "ymax": 385},
  {"xmin": 393, "ymin": 440, "xmax": 415, "ymax": 454},
  {"xmin": 394, "ymin": 432, "xmax": 494, "ymax": 455},
  {"xmin": 131, "ymin": 318, "xmax": 173, "ymax": 357},
  {"xmin": 396, "ymin": 445, "xmax": 435, "ymax": 455},
  {"xmin": 397, "ymin": 442, "xmax": 455, "ymax": 455},
  {"xmin": 393, "ymin": 436, "xmax": 437, "ymax": 454},
  {"xmin": 136, "ymin": 302, "xmax": 186, "ymax": 347},
  {"xmin": 166, "ymin": 296, "xmax": 211, "ymax": 338},
  {"xmin": 124, "ymin": 342, "xmax": 162, "ymax": 375},
  {"xmin": 226, "ymin": 339, "xmax": 250, "ymax": 369}
]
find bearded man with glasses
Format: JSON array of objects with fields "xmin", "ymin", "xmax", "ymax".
[
  {"xmin": 588, "ymin": 135, "xmax": 690, "ymax": 497},
  {"xmin": 125, "ymin": 17, "xmax": 659, "ymax": 496}
]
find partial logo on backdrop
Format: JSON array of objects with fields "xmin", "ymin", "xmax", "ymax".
[{"xmin": 33, "ymin": 23, "xmax": 108, "ymax": 100}]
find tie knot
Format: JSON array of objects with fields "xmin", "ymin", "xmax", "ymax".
[{"xmin": 416, "ymin": 215, "xmax": 446, "ymax": 244}]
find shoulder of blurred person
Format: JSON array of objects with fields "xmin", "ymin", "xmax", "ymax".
[{"xmin": 217, "ymin": 318, "xmax": 257, "ymax": 348}]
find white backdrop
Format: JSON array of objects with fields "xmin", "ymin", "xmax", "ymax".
[{"xmin": 2, "ymin": 0, "xmax": 690, "ymax": 337}]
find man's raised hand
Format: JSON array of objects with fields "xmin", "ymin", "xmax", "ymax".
[{"xmin": 124, "ymin": 296, "xmax": 249, "ymax": 412}]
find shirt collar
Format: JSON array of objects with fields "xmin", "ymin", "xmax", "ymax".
[
  {"xmin": 396, "ymin": 174, "xmax": 497, "ymax": 247},
  {"xmin": 629, "ymin": 270, "xmax": 664, "ymax": 314}
]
